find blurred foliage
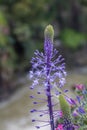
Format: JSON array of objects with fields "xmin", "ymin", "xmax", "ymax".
[
  {"xmin": 0, "ymin": 0, "xmax": 87, "ymax": 98},
  {"xmin": 0, "ymin": 11, "xmax": 16, "ymax": 75},
  {"xmin": 61, "ymin": 29, "xmax": 86, "ymax": 49},
  {"xmin": 0, "ymin": 11, "xmax": 8, "ymax": 47},
  {"xmin": 0, "ymin": 0, "xmax": 87, "ymax": 73}
]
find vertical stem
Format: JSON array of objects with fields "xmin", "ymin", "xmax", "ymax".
[
  {"xmin": 47, "ymin": 82, "xmax": 55, "ymax": 130},
  {"xmin": 44, "ymin": 25, "xmax": 55, "ymax": 130},
  {"xmin": 46, "ymin": 55, "xmax": 54, "ymax": 130}
]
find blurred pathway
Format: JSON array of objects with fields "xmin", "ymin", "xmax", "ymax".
[{"xmin": 0, "ymin": 70, "xmax": 87, "ymax": 130}]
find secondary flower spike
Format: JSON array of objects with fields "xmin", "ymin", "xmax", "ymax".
[{"xmin": 29, "ymin": 25, "xmax": 66, "ymax": 130}]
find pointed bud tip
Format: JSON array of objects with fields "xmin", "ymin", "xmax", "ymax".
[{"xmin": 44, "ymin": 25, "xmax": 54, "ymax": 42}]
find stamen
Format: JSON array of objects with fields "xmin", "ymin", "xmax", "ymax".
[
  {"xmin": 39, "ymin": 112, "xmax": 49, "ymax": 117},
  {"xmin": 32, "ymin": 119, "xmax": 50, "ymax": 123},
  {"xmin": 31, "ymin": 109, "xmax": 49, "ymax": 114},
  {"xmin": 30, "ymin": 109, "xmax": 37, "ymax": 113},
  {"xmin": 30, "ymin": 95, "xmax": 47, "ymax": 101},
  {"xmin": 37, "ymin": 92, "xmax": 41, "ymax": 94},
  {"xmin": 33, "ymin": 101, "xmax": 46, "ymax": 104},
  {"xmin": 30, "ymin": 86, "xmax": 34, "ymax": 89},
  {"xmin": 35, "ymin": 126, "xmax": 40, "ymax": 129},
  {"xmin": 35, "ymin": 123, "xmax": 50, "ymax": 129}
]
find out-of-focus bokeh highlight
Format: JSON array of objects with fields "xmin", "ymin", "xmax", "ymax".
[{"xmin": 0, "ymin": 0, "xmax": 87, "ymax": 130}]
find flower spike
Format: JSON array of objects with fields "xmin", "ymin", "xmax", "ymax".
[{"xmin": 29, "ymin": 25, "xmax": 66, "ymax": 130}]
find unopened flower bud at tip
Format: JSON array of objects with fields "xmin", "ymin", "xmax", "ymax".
[{"xmin": 44, "ymin": 25, "xmax": 54, "ymax": 42}]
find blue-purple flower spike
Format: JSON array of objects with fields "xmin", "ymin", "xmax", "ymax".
[{"xmin": 29, "ymin": 25, "xmax": 66, "ymax": 130}]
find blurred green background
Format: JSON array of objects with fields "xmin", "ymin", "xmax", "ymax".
[{"xmin": 0, "ymin": 0, "xmax": 87, "ymax": 130}]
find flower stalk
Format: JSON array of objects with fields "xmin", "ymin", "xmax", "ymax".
[
  {"xmin": 30, "ymin": 25, "xmax": 66, "ymax": 130},
  {"xmin": 44, "ymin": 25, "xmax": 55, "ymax": 130}
]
